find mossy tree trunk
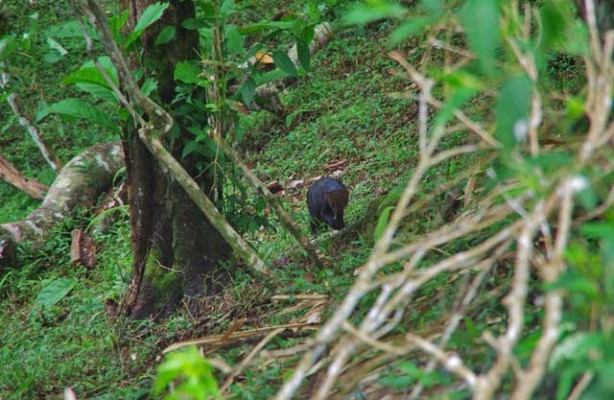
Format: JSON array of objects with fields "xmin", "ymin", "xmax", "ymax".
[{"xmin": 121, "ymin": 0, "xmax": 231, "ymax": 319}]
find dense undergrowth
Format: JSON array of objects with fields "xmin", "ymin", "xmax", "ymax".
[{"xmin": 1, "ymin": 0, "xmax": 611, "ymax": 399}]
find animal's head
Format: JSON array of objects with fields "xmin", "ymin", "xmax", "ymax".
[{"xmin": 325, "ymin": 188, "xmax": 349, "ymax": 229}]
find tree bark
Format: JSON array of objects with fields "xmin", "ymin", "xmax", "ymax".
[{"xmin": 118, "ymin": 0, "xmax": 233, "ymax": 319}]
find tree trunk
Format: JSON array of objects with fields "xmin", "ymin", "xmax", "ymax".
[{"xmin": 121, "ymin": 0, "xmax": 231, "ymax": 319}]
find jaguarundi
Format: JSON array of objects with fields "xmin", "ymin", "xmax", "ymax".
[{"xmin": 307, "ymin": 177, "xmax": 349, "ymax": 234}]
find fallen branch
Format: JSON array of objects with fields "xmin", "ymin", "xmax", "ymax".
[
  {"xmin": 0, "ymin": 153, "xmax": 48, "ymax": 200},
  {"xmin": 0, "ymin": 141, "xmax": 124, "ymax": 270}
]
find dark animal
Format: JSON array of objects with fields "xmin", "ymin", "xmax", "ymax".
[{"xmin": 307, "ymin": 177, "xmax": 349, "ymax": 234}]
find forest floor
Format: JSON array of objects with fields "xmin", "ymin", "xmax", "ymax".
[{"xmin": 0, "ymin": 0, "xmax": 587, "ymax": 399}]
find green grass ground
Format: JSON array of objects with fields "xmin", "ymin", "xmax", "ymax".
[{"xmin": 0, "ymin": 0, "xmax": 592, "ymax": 399}]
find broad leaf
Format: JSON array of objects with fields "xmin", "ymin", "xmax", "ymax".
[
  {"xmin": 219, "ymin": 0, "xmax": 235, "ymax": 20},
  {"xmin": 174, "ymin": 61, "xmax": 202, "ymax": 84},
  {"xmin": 240, "ymin": 77, "xmax": 257, "ymax": 105},
  {"xmin": 345, "ymin": 1, "xmax": 407, "ymax": 25},
  {"xmin": 460, "ymin": 0, "xmax": 500, "ymax": 75},
  {"xmin": 539, "ymin": 1, "xmax": 567, "ymax": 52},
  {"xmin": 225, "ymin": 25, "xmax": 244, "ymax": 55},
  {"xmin": 75, "ymin": 83, "xmax": 117, "ymax": 103},
  {"xmin": 34, "ymin": 278, "xmax": 76, "ymax": 309},
  {"xmin": 48, "ymin": 98, "xmax": 119, "ymax": 132},
  {"xmin": 62, "ymin": 68, "xmax": 113, "ymax": 88},
  {"xmin": 182, "ymin": 18, "xmax": 208, "ymax": 30},
  {"xmin": 155, "ymin": 26, "xmax": 176, "ymax": 45},
  {"xmin": 133, "ymin": 2, "xmax": 169, "ymax": 35},
  {"xmin": 272, "ymin": 50, "xmax": 297, "ymax": 77},
  {"xmin": 296, "ymin": 40, "xmax": 310, "ymax": 71}
]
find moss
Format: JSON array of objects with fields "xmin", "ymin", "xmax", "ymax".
[{"xmin": 142, "ymin": 250, "xmax": 183, "ymax": 311}]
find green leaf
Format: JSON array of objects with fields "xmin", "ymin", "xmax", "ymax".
[
  {"xmin": 46, "ymin": 20, "xmax": 83, "ymax": 39},
  {"xmin": 344, "ymin": 1, "xmax": 408, "ymax": 25},
  {"xmin": 539, "ymin": 1, "xmax": 567, "ymax": 52},
  {"xmin": 549, "ymin": 332, "xmax": 604, "ymax": 369},
  {"xmin": 154, "ymin": 346, "xmax": 221, "ymax": 399},
  {"xmin": 388, "ymin": 17, "xmax": 431, "ymax": 47},
  {"xmin": 272, "ymin": 50, "xmax": 297, "ymax": 77},
  {"xmin": 432, "ymin": 87, "xmax": 477, "ymax": 131},
  {"xmin": 219, "ymin": 0, "xmax": 235, "ymax": 19},
  {"xmin": 182, "ymin": 18, "xmax": 208, "ymax": 30},
  {"xmin": 296, "ymin": 40, "xmax": 310, "ymax": 71},
  {"xmin": 109, "ymin": 9, "xmax": 130, "ymax": 37},
  {"xmin": 46, "ymin": 37, "xmax": 67, "ymax": 56},
  {"xmin": 297, "ymin": 24, "xmax": 315, "ymax": 46},
  {"xmin": 254, "ymin": 69, "xmax": 287, "ymax": 86},
  {"xmin": 48, "ymin": 98, "xmax": 119, "ymax": 132},
  {"xmin": 225, "ymin": 25, "xmax": 244, "ymax": 55},
  {"xmin": 0, "ymin": 37, "xmax": 17, "ymax": 62},
  {"xmin": 576, "ymin": 182, "xmax": 598, "ymax": 211},
  {"xmin": 441, "ymin": 69, "xmax": 485, "ymax": 91},
  {"xmin": 174, "ymin": 61, "xmax": 201, "ymax": 84},
  {"xmin": 155, "ymin": 25, "xmax": 176, "ymax": 45},
  {"xmin": 133, "ymin": 2, "xmax": 169, "ymax": 35},
  {"xmin": 460, "ymin": 0, "xmax": 500, "ymax": 75},
  {"xmin": 75, "ymin": 83, "xmax": 117, "ymax": 103},
  {"xmin": 374, "ymin": 206, "xmax": 395, "ymax": 242},
  {"xmin": 240, "ymin": 77, "xmax": 257, "ymax": 105},
  {"xmin": 62, "ymin": 68, "xmax": 113, "ymax": 88},
  {"xmin": 564, "ymin": 21, "xmax": 589, "ymax": 56},
  {"xmin": 34, "ymin": 278, "xmax": 76, "ymax": 309},
  {"xmin": 238, "ymin": 21, "xmax": 294, "ymax": 35},
  {"xmin": 141, "ymin": 78, "xmax": 158, "ymax": 96},
  {"xmin": 420, "ymin": 0, "xmax": 443, "ymax": 15},
  {"xmin": 580, "ymin": 223, "xmax": 614, "ymax": 239},
  {"xmin": 495, "ymin": 75, "xmax": 532, "ymax": 150}
]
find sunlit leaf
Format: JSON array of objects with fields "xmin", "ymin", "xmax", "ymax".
[
  {"xmin": 48, "ymin": 98, "xmax": 119, "ymax": 132},
  {"xmin": 47, "ymin": 37, "xmax": 67, "ymax": 56},
  {"xmin": 174, "ymin": 61, "xmax": 202, "ymax": 84},
  {"xmin": 133, "ymin": 2, "xmax": 169, "ymax": 35},
  {"xmin": 344, "ymin": 0, "xmax": 408, "ymax": 25},
  {"xmin": 374, "ymin": 206, "xmax": 395, "ymax": 242}
]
